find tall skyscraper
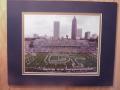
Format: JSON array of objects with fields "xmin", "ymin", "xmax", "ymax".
[
  {"xmin": 85, "ymin": 32, "xmax": 90, "ymax": 39},
  {"xmin": 71, "ymin": 16, "xmax": 77, "ymax": 40},
  {"xmin": 54, "ymin": 21, "xmax": 60, "ymax": 39},
  {"xmin": 76, "ymin": 28, "xmax": 82, "ymax": 39}
]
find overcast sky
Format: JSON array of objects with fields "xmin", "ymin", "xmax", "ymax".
[{"xmin": 24, "ymin": 14, "xmax": 101, "ymax": 38}]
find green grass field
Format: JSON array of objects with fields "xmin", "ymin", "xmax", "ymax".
[{"xmin": 25, "ymin": 52, "xmax": 97, "ymax": 72}]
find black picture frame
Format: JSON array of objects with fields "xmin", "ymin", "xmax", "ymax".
[{"xmin": 7, "ymin": 0, "xmax": 117, "ymax": 86}]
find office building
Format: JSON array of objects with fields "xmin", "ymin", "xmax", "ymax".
[
  {"xmin": 71, "ymin": 16, "xmax": 77, "ymax": 40},
  {"xmin": 54, "ymin": 21, "xmax": 60, "ymax": 39},
  {"xmin": 77, "ymin": 28, "xmax": 82, "ymax": 39},
  {"xmin": 85, "ymin": 32, "xmax": 90, "ymax": 39}
]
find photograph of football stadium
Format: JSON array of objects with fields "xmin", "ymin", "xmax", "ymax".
[{"xmin": 22, "ymin": 13, "xmax": 102, "ymax": 76}]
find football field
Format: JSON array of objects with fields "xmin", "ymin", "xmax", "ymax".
[{"xmin": 25, "ymin": 52, "xmax": 97, "ymax": 73}]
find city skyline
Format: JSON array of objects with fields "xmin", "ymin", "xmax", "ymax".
[{"xmin": 24, "ymin": 14, "xmax": 101, "ymax": 38}]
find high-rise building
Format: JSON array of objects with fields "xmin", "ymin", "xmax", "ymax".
[
  {"xmin": 85, "ymin": 32, "xmax": 90, "ymax": 39},
  {"xmin": 76, "ymin": 28, "xmax": 82, "ymax": 39},
  {"xmin": 91, "ymin": 34, "xmax": 98, "ymax": 39},
  {"xmin": 71, "ymin": 16, "xmax": 77, "ymax": 40},
  {"xmin": 54, "ymin": 21, "xmax": 60, "ymax": 39},
  {"xmin": 33, "ymin": 34, "xmax": 39, "ymax": 38}
]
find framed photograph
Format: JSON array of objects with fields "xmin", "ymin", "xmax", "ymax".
[
  {"xmin": 22, "ymin": 12, "xmax": 101, "ymax": 76},
  {"xmin": 7, "ymin": 0, "xmax": 117, "ymax": 86}
]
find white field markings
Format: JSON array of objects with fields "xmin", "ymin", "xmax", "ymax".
[
  {"xmin": 70, "ymin": 58, "xmax": 76, "ymax": 67},
  {"xmin": 44, "ymin": 53, "xmax": 71, "ymax": 65},
  {"xmin": 74, "ymin": 57, "xmax": 86, "ymax": 66},
  {"xmin": 26, "ymin": 55, "xmax": 36, "ymax": 65},
  {"xmin": 57, "ymin": 54, "xmax": 70, "ymax": 63},
  {"xmin": 68, "ymin": 55, "xmax": 85, "ymax": 67},
  {"xmin": 44, "ymin": 54, "xmax": 49, "ymax": 64}
]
